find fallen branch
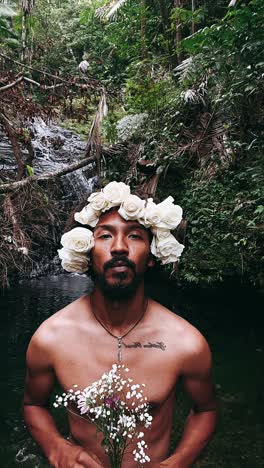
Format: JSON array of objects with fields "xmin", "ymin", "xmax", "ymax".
[
  {"xmin": 0, "ymin": 75, "xmax": 97, "ymax": 93},
  {"xmin": 0, "ymin": 155, "xmax": 96, "ymax": 193},
  {"xmin": 0, "ymin": 76, "xmax": 24, "ymax": 92}
]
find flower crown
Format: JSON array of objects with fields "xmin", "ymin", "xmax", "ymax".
[{"xmin": 58, "ymin": 181, "xmax": 185, "ymax": 273}]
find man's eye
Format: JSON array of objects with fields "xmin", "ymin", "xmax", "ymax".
[
  {"xmin": 99, "ymin": 234, "xmax": 111, "ymax": 239},
  {"xmin": 129, "ymin": 234, "xmax": 142, "ymax": 239}
]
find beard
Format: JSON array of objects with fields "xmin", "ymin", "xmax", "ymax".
[{"xmin": 92, "ymin": 256, "xmax": 145, "ymax": 300}]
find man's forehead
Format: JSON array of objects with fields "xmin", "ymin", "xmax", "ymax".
[{"xmin": 95, "ymin": 210, "xmax": 145, "ymax": 230}]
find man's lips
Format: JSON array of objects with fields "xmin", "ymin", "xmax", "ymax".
[
  {"xmin": 104, "ymin": 258, "xmax": 136, "ymax": 273},
  {"xmin": 109, "ymin": 264, "xmax": 130, "ymax": 272}
]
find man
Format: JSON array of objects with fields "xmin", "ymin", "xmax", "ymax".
[{"xmin": 23, "ymin": 181, "xmax": 218, "ymax": 468}]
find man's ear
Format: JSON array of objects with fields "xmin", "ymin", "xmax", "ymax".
[{"xmin": 147, "ymin": 254, "xmax": 155, "ymax": 268}]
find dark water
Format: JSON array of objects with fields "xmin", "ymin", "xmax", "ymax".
[
  {"xmin": 1, "ymin": 276, "xmax": 263, "ymax": 467},
  {"xmin": 0, "ymin": 275, "xmax": 93, "ymax": 468}
]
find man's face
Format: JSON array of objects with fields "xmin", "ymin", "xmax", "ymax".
[{"xmin": 91, "ymin": 210, "xmax": 154, "ymax": 299}]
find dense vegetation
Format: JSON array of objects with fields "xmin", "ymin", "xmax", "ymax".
[{"xmin": 0, "ymin": 0, "xmax": 263, "ymax": 287}]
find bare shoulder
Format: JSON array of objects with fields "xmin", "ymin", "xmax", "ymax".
[
  {"xmin": 26, "ymin": 295, "xmax": 88, "ymax": 366},
  {"xmin": 150, "ymin": 299, "xmax": 212, "ymax": 374}
]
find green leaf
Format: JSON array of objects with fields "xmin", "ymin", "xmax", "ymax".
[
  {"xmin": 26, "ymin": 165, "xmax": 34, "ymax": 177},
  {"xmin": 254, "ymin": 205, "xmax": 264, "ymax": 215}
]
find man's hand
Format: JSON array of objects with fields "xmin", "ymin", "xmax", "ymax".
[
  {"xmin": 157, "ymin": 461, "xmax": 183, "ymax": 468},
  {"xmin": 153, "ymin": 460, "xmax": 182, "ymax": 468},
  {"xmin": 49, "ymin": 439, "xmax": 103, "ymax": 468}
]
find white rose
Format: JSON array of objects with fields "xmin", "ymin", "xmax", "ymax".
[
  {"xmin": 140, "ymin": 199, "xmax": 161, "ymax": 228},
  {"xmin": 156, "ymin": 197, "xmax": 183, "ymax": 230},
  {"xmin": 151, "ymin": 233, "xmax": 184, "ymax": 263},
  {"xmin": 160, "ymin": 254, "xmax": 182, "ymax": 265},
  {"xmin": 151, "ymin": 227, "xmax": 171, "ymax": 240},
  {"xmin": 103, "ymin": 181, "xmax": 130, "ymax": 206},
  {"xmin": 118, "ymin": 194, "xmax": 145, "ymax": 220},
  {"xmin": 87, "ymin": 191, "xmax": 109, "ymax": 212},
  {"xmin": 58, "ymin": 247, "xmax": 89, "ymax": 273},
  {"xmin": 61, "ymin": 227, "xmax": 94, "ymax": 253},
  {"xmin": 74, "ymin": 205, "xmax": 99, "ymax": 227}
]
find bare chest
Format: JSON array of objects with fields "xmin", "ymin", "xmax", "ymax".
[{"xmin": 53, "ymin": 326, "xmax": 180, "ymax": 408}]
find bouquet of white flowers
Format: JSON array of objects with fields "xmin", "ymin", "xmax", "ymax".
[{"xmin": 54, "ymin": 364, "xmax": 152, "ymax": 467}]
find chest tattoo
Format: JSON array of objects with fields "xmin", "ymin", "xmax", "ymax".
[{"xmin": 123, "ymin": 341, "xmax": 166, "ymax": 351}]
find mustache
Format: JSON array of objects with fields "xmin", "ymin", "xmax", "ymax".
[{"xmin": 104, "ymin": 256, "xmax": 136, "ymax": 273}]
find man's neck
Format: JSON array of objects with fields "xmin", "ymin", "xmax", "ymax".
[{"xmin": 90, "ymin": 282, "xmax": 147, "ymax": 334}]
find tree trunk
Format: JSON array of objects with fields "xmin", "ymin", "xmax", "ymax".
[
  {"xmin": 158, "ymin": 0, "xmax": 169, "ymax": 33},
  {"xmin": 191, "ymin": 0, "xmax": 196, "ymax": 34},
  {"xmin": 3, "ymin": 195, "xmax": 31, "ymax": 250},
  {"xmin": 141, "ymin": 0, "xmax": 147, "ymax": 58},
  {"xmin": 21, "ymin": 11, "xmax": 27, "ymax": 62},
  {"xmin": 174, "ymin": 0, "xmax": 183, "ymax": 64},
  {"xmin": 28, "ymin": 24, "xmax": 34, "ymax": 65},
  {"xmin": 0, "ymin": 112, "xmax": 26, "ymax": 180}
]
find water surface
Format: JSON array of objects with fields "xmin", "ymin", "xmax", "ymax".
[{"xmin": 0, "ymin": 275, "xmax": 92, "ymax": 468}]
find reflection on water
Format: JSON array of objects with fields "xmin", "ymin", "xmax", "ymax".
[{"xmin": 0, "ymin": 274, "xmax": 93, "ymax": 468}]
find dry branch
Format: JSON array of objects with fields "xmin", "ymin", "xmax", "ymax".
[
  {"xmin": 3, "ymin": 195, "xmax": 31, "ymax": 250},
  {"xmin": 0, "ymin": 75, "xmax": 96, "ymax": 93},
  {"xmin": 0, "ymin": 155, "xmax": 96, "ymax": 193}
]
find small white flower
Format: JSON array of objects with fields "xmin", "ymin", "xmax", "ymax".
[{"xmin": 54, "ymin": 363, "xmax": 151, "ymax": 464}]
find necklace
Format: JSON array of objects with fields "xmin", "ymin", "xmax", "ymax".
[{"xmin": 90, "ymin": 297, "xmax": 148, "ymax": 362}]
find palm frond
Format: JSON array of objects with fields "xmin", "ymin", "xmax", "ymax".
[
  {"xmin": 228, "ymin": 0, "xmax": 237, "ymax": 7},
  {"xmin": 96, "ymin": 0, "xmax": 129, "ymax": 21},
  {"xmin": 175, "ymin": 113, "xmax": 233, "ymax": 178},
  {"xmin": 86, "ymin": 91, "xmax": 108, "ymax": 175},
  {"xmin": 0, "ymin": 3, "xmax": 17, "ymax": 16},
  {"xmin": 141, "ymin": 171, "xmax": 162, "ymax": 197},
  {"xmin": 174, "ymin": 57, "xmax": 194, "ymax": 83}
]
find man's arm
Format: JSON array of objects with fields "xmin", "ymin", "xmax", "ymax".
[
  {"xmin": 160, "ymin": 334, "xmax": 218, "ymax": 467},
  {"xmin": 23, "ymin": 329, "xmax": 103, "ymax": 468}
]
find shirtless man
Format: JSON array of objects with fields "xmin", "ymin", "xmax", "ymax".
[{"xmin": 23, "ymin": 183, "xmax": 218, "ymax": 468}]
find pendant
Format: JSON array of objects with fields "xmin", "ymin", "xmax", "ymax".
[{"xmin": 118, "ymin": 336, "xmax": 122, "ymax": 362}]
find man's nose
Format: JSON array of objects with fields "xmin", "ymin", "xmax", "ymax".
[{"xmin": 111, "ymin": 234, "xmax": 129, "ymax": 256}]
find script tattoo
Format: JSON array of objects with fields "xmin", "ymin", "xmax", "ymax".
[{"xmin": 124, "ymin": 341, "xmax": 166, "ymax": 351}]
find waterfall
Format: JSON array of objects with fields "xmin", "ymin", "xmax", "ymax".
[{"xmin": 1, "ymin": 119, "xmax": 98, "ymax": 280}]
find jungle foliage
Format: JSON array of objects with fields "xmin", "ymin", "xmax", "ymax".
[{"xmin": 0, "ymin": 0, "xmax": 263, "ymax": 286}]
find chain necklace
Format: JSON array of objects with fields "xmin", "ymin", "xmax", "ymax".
[{"xmin": 90, "ymin": 296, "xmax": 148, "ymax": 362}]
